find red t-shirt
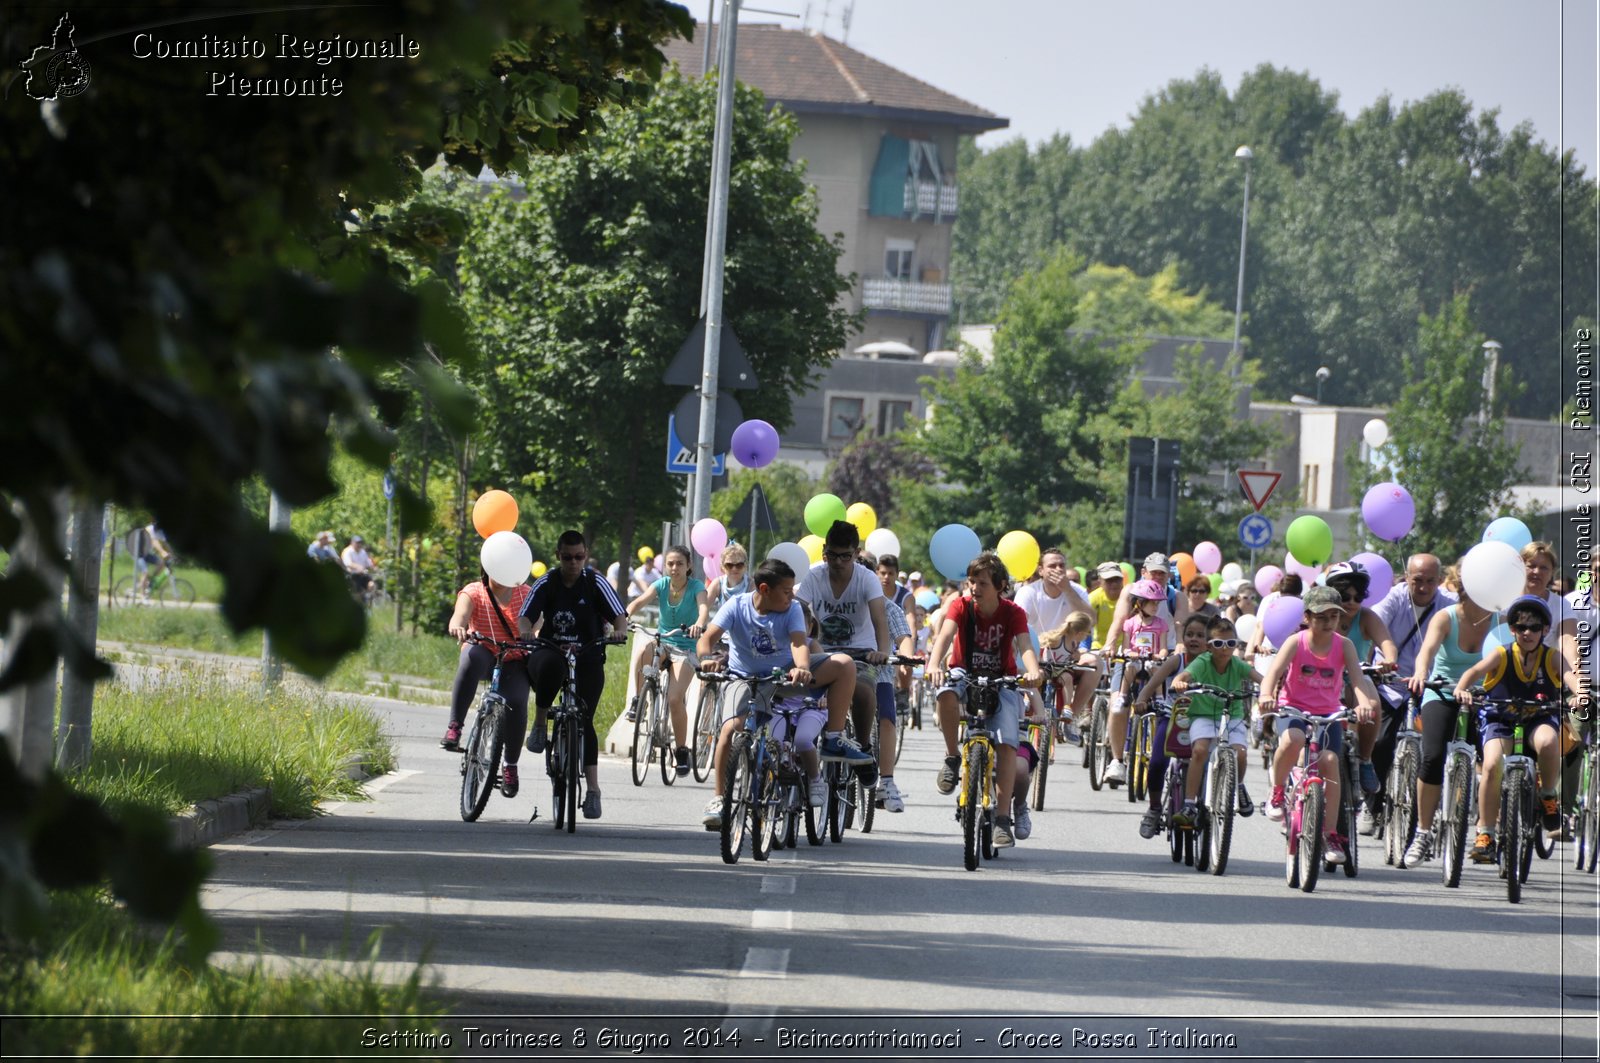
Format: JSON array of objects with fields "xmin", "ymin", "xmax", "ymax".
[{"xmin": 946, "ymin": 595, "xmax": 1030, "ymax": 676}]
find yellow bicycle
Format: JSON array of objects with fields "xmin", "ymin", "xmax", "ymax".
[{"xmin": 955, "ymin": 674, "xmax": 1022, "ymax": 871}]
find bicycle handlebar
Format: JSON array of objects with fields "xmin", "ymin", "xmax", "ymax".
[
  {"xmin": 464, "ymin": 631, "xmax": 539, "ymax": 654},
  {"xmin": 629, "ymin": 622, "xmax": 692, "ymax": 639},
  {"xmin": 1257, "ymin": 706, "xmax": 1355, "ymax": 725},
  {"xmin": 1175, "ymin": 683, "xmax": 1255, "ymax": 703}
]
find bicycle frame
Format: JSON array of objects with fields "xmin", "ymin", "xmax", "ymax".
[
  {"xmin": 529, "ymin": 635, "xmax": 612, "ymax": 832},
  {"xmin": 459, "ymin": 632, "xmax": 536, "ymax": 823},
  {"xmin": 955, "ymin": 674, "xmax": 1019, "ymax": 871},
  {"xmin": 1267, "ymin": 706, "xmax": 1354, "ymax": 893}
]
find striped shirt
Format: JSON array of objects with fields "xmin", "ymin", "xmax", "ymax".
[{"xmin": 459, "ymin": 581, "xmax": 533, "ymax": 659}]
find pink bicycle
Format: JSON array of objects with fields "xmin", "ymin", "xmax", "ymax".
[{"xmin": 1261, "ymin": 706, "xmax": 1355, "ymax": 893}]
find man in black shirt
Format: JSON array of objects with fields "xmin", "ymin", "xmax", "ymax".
[{"xmin": 521, "ymin": 530, "xmax": 628, "ymax": 820}]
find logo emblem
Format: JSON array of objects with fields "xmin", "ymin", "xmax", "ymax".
[{"xmin": 20, "ymin": 14, "xmax": 91, "ymax": 101}]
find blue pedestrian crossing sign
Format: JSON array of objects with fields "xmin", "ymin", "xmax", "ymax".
[
  {"xmin": 666, "ymin": 415, "xmax": 726, "ymax": 476},
  {"xmin": 1238, "ymin": 513, "xmax": 1273, "ymax": 550}
]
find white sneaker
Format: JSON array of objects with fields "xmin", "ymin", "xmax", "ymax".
[
  {"xmin": 1402, "ymin": 829, "xmax": 1435, "ymax": 867},
  {"xmin": 880, "ymin": 777, "xmax": 905, "ymax": 813},
  {"xmin": 1105, "ymin": 759, "xmax": 1128, "ymax": 785},
  {"xmin": 702, "ymin": 797, "xmax": 724, "ymax": 829},
  {"xmin": 808, "ymin": 776, "xmax": 826, "ymax": 808}
]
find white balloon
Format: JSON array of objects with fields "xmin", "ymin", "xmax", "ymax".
[
  {"xmin": 767, "ymin": 542, "xmax": 813, "ymax": 579},
  {"xmin": 1221, "ymin": 562, "xmax": 1244, "ymax": 583},
  {"xmin": 864, "ymin": 527, "xmax": 901, "ymax": 559},
  {"xmin": 1363, "ymin": 418, "xmax": 1390, "ymax": 449},
  {"xmin": 480, "ymin": 531, "xmax": 532, "ymax": 586},
  {"xmin": 1460, "ymin": 540, "xmax": 1526, "ymax": 611},
  {"xmin": 1234, "ymin": 613, "xmax": 1258, "ymax": 644}
]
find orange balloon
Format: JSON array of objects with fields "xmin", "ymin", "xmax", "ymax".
[
  {"xmin": 472, "ymin": 490, "xmax": 519, "ymax": 538},
  {"xmin": 1169, "ymin": 551, "xmax": 1198, "ymax": 588}
]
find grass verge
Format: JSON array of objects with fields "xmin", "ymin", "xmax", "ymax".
[
  {"xmin": 3, "ymin": 890, "xmax": 447, "ymax": 1058},
  {"xmin": 72, "ymin": 670, "xmax": 396, "ymax": 818}
]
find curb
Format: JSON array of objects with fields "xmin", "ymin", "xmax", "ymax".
[{"xmin": 168, "ymin": 754, "xmax": 384, "ymax": 848}]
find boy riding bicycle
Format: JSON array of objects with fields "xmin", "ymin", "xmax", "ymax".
[{"xmin": 1169, "ymin": 615, "xmax": 1263, "ymax": 827}]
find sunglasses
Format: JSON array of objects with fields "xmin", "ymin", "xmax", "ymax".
[
  {"xmin": 824, "ymin": 550, "xmax": 855, "ymax": 561},
  {"xmin": 724, "ymin": 561, "xmax": 746, "ymax": 570},
  {"xmin": 1300, "ymin": 664, "xmax": 1336, "ymax": 678},
  {"xmin": 1339, "ymin": 592, "xmax": 1361, "ymax": 604},
  {"xmin": 1208, "ymin": 638, "xmax": 1239, "ymax": 649},
  {"xmin": 1187, "ymin": 587, "xmax": 1210, "ymax": 594},
  {"xmin": 559, "ymin": 553, "xmax": 586, "ymax": 563},
  {"xmin": 1510, "ymin": 623, "xmax": 1547, "ymax": 634}
]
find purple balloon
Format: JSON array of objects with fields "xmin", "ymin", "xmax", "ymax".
[
  {"xmin": 1253, "ymin": 565, "xmax": 1284, "ymax": 599},
  {"xmin": 730, "ymin": 419, "xmax": 780, "ymax": 469},
  {"xmin": 1362, "ymin": 482, "xmax": 1416, "ymax": 542},
  {"xmin": 1260, "ymin": 593, "xmax": 1306, "ymax": 648},
  {"xmin": 1350, "ymin": 551, "xmax": 1394, "ymax": 608}
]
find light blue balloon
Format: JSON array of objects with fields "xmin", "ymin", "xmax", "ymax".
[
  {"xmin": 1483, "ymin": 516, "xmax": 1533, "ymax": 553},
  {"xmin": 915, "ymin": 589, "xmax": 940, "ymax": 611},
  {"xmin": 1483, "ymin": 621, "xmax": 1512, "ymax": 659},
  {"xmin": 929, "ymin": 523, "xmax": 982, "ymax": 581}
]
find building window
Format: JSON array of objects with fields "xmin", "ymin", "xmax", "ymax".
[
  {"xmin": 878, "ymin": 399, "xmax": 913, "ymax": 436},
  {"xmin": 828, "ymin": 396, "xmax": 864, "ymax": 441},
  {"xmin": 1301, "ymin": 463, "xmax": 1321, "ymax": 507},
  {"xmin": 884, "ymin": 238, "xmax": 914, "ymax": 282}
]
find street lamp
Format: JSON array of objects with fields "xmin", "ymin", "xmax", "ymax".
[
  {"xmin": 1230, "ymin": 146, "xmax": 1254, "ymax": 377},
  {"xmin": 1480, "ymin": 340, "xmax": 1502, "ymax": 425},
  {"xmin": 1315, "ymin": 366, "xmax": 1331, "ymax": 404}
]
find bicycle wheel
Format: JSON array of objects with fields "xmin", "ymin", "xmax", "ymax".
[
  {"xmin": 692, "ymin": 684, "xmax": 720, "ymax": 783},
  {"xmin": 1387, "ymin": 741, "xmax": 1420, "ymax": 867},
  {"xmin": 895, "ymin": 699, "xmax": 909, "ymax": 761},
  {"xmin": 1298, "ymin": 781, "xmax": 1324, "ymax": 893},
  {"xmin": 1130, "ymin": 715, "xmax": 1149, "ymax": 803},
  {"xmin": 1084, "ymin": 694, "xmax": 1105, "ymax": 770},
  {"xmin": 629, "ymin": 690, "xmax": 652, "ymax": 787},
  {"xmin": 1208, "ymin": 751, "xmax": 1236, "ymax": 877},
  {"xmin": 547, "ymin": 716, "xmax": 567, "ymax": 829},
  {"xmin": 1440, "ymin": 755, "xmax": 1471, "ymax": 887},
  {"xmin": 855, "ymin": 773, "xmax": 875, "ymax": 835},
  {"xmin": 459, "ymin": 699, "xmax": 504, "ymax": 822},
  {"xmin": 556, "ymin": 714, "xmax": 581, "ymax": 834},
  {"xmin": 1087, "ymin": 700, "xmax": 1109, "ymax": 791},
  {"xmin": 1166, "ymin": 765, "xmax": 1185, "ymax": 864},
  {"xmin": 778, "ymin": 781, "xmax": 800, "ymax": 850},
  {"xmin": 826, "ymin": 764, "xmax": 847, "ymax": 843},
  {"xmin": 720, "ymin": 733, "xmax": 753, "ymax": 864},
  {"xmin": 111, "ymin": 575, "xmax": 139, "ymax": 608},
  {"xmin": 1534, "ymin": 809, "xmax": 1553, "ymax": 859},
  {"xmin": 804, "ymin": 788, "xmax": 823, "ymax": 845},
  {"xmin": 657, "ymin": 694, "xmax": 677, "ymax": 788},
  {"xmin": 169, "ymin": 577, "xmax": 197, "ymax": 607},
  {"xmin": 1582, "ymin": 752, "xmax": 1600, "ymax": 874},
  {"xmin": 1340, "ymin": 758, "xmax": 1360, "ymax": 879},
  {"xmin": 1503, "ymin": 771, "xmax": 1525, "ymax": 903},
  {"xmin": 1031, "ymin": 721, "xmax": 1051, "ymax": 812},
  {"xmin": 752, "ymin": 756, "xmax": 777, "ymax": 862},
  {"xmin": 961, "ymin": 742, "xmax": 985, "ymax": 871},
  {"xmin": 1519, "ymin": 786, "xmax": 1537, "ymax": 884}
]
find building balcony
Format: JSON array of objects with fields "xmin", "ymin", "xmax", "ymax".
[
  {"xmin": 862, "ymin": 277, "xmax": 953, "ymax": 316},
  {"xmin": 903, "ymin": 179, "xmax": 958, "ymax": 220}
]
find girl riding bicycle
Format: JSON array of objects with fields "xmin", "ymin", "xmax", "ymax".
[
  {"xmin": 623, "ymin": 544, "xmax": 709, "ymax": 778},
  {"xmin": 442, "ymin": 567, "xmax": 534, "ymax": 797}
]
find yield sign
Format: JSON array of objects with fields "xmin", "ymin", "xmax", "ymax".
[{"xmin": 1237, "ymin": 469, "xmax": 1283, "ymax": 512}]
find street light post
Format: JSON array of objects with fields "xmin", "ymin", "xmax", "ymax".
[
  {"xmin": 1480, "ymin": 340, "xmax": 1502, "ymax": 425},
  {"xmin": 1230, "ymin": 145, "xmax": 1254, "ymax": 376},
  {"xmin": 1315, "ymin": 366, "xmax": 1330, "ymax": 405}
]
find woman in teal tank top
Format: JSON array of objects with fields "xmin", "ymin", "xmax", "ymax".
[
  {"xmin": 1401, "ymin": 593, "xmax": 1495, "ymax": 864},
  {"xmin": 623, "ymin": 545, "xmax": 709, "ymax": 777}
]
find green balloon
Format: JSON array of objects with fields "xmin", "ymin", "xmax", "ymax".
[
  {"xmin": 1119, "ymin": 562, "xmax": 1135, "ymax": 582},
  {"xmin": 1286, "ymin": 515, "xmax": 1334, "ymax": 567},
  {"xmin": 804, "ymin": 493, "xmax": 847, "ymax": 537},
  {"xmin": 1076, "ymin": 566, "xmax": 1086, "ymax": 583},
  {"xmin": 1208, "ymin": 572, "xmax": 1223, "ymax": 596}
]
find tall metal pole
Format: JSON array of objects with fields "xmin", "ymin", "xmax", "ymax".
[
  {"xmin": 702, "ymin": 0, "xmax": 716, "ymax": 73},
  {"xmin": 1230, "ymin": 146, "xmax": 1254, "ymax": 377},
  {"xmin": 688, "ymin": 0, "xmax": 721, "ymax": 532},
  {"xmin": 262, "ymin": 492, "xmax": 290, "ymax": 688},
  {"xmin": 691, "ymin": 0, "xmax": 740, "ymax": 523},
  {"xmin": 1481, "ymin": 340, "xmax": 1502, "ymax": 425},
  {"xmin": 58, "ymin": 499, "xmax": 107, "ymax": 771}
]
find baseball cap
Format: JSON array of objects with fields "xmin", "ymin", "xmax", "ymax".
[
  {"xmin": 908, "ymin": 571, "xmax": 922, "ymax": 584},
  {"xmin": 351, "ymin": 534, "xmax": 364, "ymax": 544},
  {"xmin": 1096, "ymin": 562, "xmax": 1124, "ymax": 580},
  {"xmin": 1143, "ymin": 552, "xmax": 1171, "ymax": 573},
  {"xmin": 1302, "ymin": 586, "xmax": 1344, "ymax": 613}
]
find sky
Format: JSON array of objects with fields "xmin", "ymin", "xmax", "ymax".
[{"xmin": 778, "ymin": 0, "xmax": 1598, "ymax": 177}]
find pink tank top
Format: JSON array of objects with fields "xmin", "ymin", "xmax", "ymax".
[{"xmin": 1279, "ymin": 632, "xmax": 1345, "ymax": 716}]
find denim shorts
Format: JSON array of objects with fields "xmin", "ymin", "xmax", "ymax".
[
  {"xmin": 936, "ymin": 669, "xmax": 1020, "ymax": 748},
  {"xmin": 875, "ymin": 680, "xmax": 897, "ymax": 723},
  {"xmin": 1282, "ymin": 714, "xmax": 1345, "ymax": 760},
  {"xmin": 1186, "ymin": 716, "xmax": 1248, "ymax": 746}
]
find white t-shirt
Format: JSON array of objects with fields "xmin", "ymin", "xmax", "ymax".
[
  {"xmin": 796, "ymin": 562, "xmax": 884, "ymax": 651},
  {"xmin": 1015, "ymin": 579, "xmax": 1087, "ymax": 646},
  {"xmin": 1542, "ymin": 589, "xmax": 1575, "ymax": 649}
]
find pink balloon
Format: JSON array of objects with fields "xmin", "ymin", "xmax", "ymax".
[
  {"xmin": 730, "ymin": 419, "xmax": 780, "ymax": 468},
  {"xmin": 1260, "ymin": 594, "xmax": 1306, "ymax": 648},
  {"xmin": 1193, "ymin": 541, "xmax": 1223, "ymax": 574},
  {"xmin": 690, "ymin": 517, "xmax": 728, "ymax": 559},
  {"xmin": 1350, "ymin": 552, "xmax": 1394, "ymax": 608},
  {"xmin": 1285, "ymin": 550, "xmax": 1321, "ymax": 585},
  {"xmin": 1254, "ymin": 565, "xmax": 1284, "ymax": 598},
  {"xmin": 702, "ymin": 551, "xmax": 721, "ymax": 582},
  {"xmin": 653, "ymin": 555, "xmax": 665, "ymax": 574}
]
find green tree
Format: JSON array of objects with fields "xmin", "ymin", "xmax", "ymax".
[
  {"xmin": 1347, "ymin": 295, "xmax": 1525, "ymax": 561},
  {"xmin": 826, "ymin": 435, "xmax": 932, "ymax": 530},
  {"xmin": 446, "ymin": 72, "xmax": 854, "ymax": 573},
  {"xmin": 1, "ymin": 1, "xmax": 693, "ymax": 686}
]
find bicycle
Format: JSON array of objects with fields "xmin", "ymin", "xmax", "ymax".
[
  {"xmin": 113, "ymin": 556, "xmax": 197, "ymax": 608},
  {"xmin": 1574, "ymin": 706, "xmax": 1599, "ymax": 874},
  {"xmin": 530, "ymin": 634, "xmax": 618, "ymax": 834},
  {"xmin": 718, "ymin": 670, "xmax": 811, "ymax": 863},
  {"xmin": 1174, "ymin": 684, "xmax": 1255, "ymax": 877},
  {"xmin": 628, "ymin": 624, "xmax": 690, "ymax": 788},
  {"xmin": 1151, "ymin": 701, "xmax": 1195, "ymax": 866},
  {"xmin": 1082, "ymin": 668, "xmax": 1109, "ymax": 772},
  {"xmin": 954, "ymin": 674, "xmax": 1021, "ymax": 871},
  {"xmin": 1384, "ymin": 693, "xmax": 1424, "ymax": 867},
  {"xmin": 458, "ymin": 632, "xmax": 535, "ymax": 822},
  {"xmin": 830, "ymin": 649, "xmax": 921, "ymax": 834},
  {"xmin": 1261, "ymin": 706, "xmax": 1355, "ymax": 893},
  {"xmin": 1423, "ymin": 681, "xmax": 1483, "ymax": 887},
  {"xmin": 1480, "ymin": 694, "xmax": 1566, "ymax": 904},
  {"xmin": 1105, "ymin": 653, "xmax": 1158, "ymax": 802},
  {"xmin": 691, "ymin": 662, "xmax": 732, "ymax": 784}
]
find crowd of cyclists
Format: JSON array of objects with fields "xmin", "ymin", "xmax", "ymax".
[{"xmin": 441, "ymin": 519, "xmax": 1596, "ymax": 888}]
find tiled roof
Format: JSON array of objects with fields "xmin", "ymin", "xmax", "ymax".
[{"xmin": 661, "ymin": 24, "xmax": 1008, "ymax": 132}]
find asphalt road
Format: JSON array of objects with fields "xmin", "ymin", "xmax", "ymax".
[{"xmin": 201, "ymin": 696, "xmax": 1600, "ymax": 1061}]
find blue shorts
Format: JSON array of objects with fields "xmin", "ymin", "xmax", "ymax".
[
  {"xmin": 936, "ymin": 669, "xmax": 1021, "ymax": 748},
  {"xmin": 1282, "ymin": 715, "xmax": 1346, "ymax": 761},
  {"xmin": 1479, "ymin": 705, "xmax": 1561, "ymax": 745},
  {"xmin": 875, "ymin": 680, "xmax": 897, "ymax": 723}
]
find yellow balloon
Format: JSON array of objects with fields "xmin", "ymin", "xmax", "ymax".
[
  {"xmin": 799, "ymin": 534, "xmax": 825, "ymax": 563},
  {"xmin": 530, "ymin": 561, "xmax": 547, "ymax": 578},
  {"xmin": 637, "ymin": 546, "xmax": 654, "ymax": 563},
  {"xmin": 996, "ymin": 530, "xmax": 1041, "ymax": 581},
  {"xmin": 846, "ymin": 501, "xmax": 877, "ymax": 539}
]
